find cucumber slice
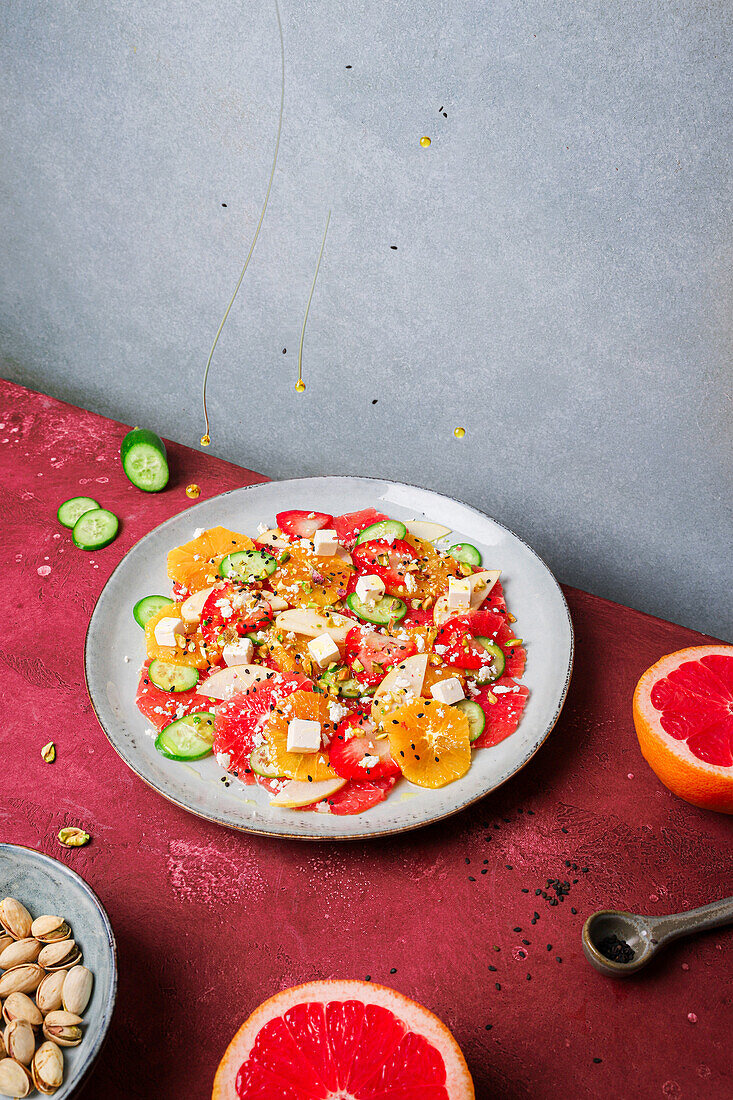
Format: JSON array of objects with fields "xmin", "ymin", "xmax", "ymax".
[
  {"xmin": 455, "ymin": 699, "xmax": 486, "ymax": 742},
  {"xmin": 449, "ymin": 542, "xmax": 482, "ymax": 567},
  {"xmin": 57, "ymin": 496, "xmax": 100, "ymax": 529},
  {"xmin": 148, "ymin": 659, "xmax": 199, "ymax": 693},
  {"xmin": 355, "ymin": 519, "xmax": 407, "ymax": 545},
  {"xmin": 249, "ymin": 745, "xmax": 285, "ymax": 778},
  {"xmin": 133, "ymin": 594, "xmax": 174, "ymax": 628},
  {"xmin": 339, "ymin": 677, "xmax": 365, "ymax": 698},
  {"xmin": 121, "ymin": 428, "xmax": 169, "ymax": 492},
  {"xmin": 318, "ymin": 669, "xmax": 364, "ymax": 698},
  {"xmin": 474, "ymin": 639, "xmax": 505, "ymax": 681},
  {"xmin": 71, "ymin": 508, "xmax": 119, "ymax": 550},
  {"xmin": 155, "ymin": 712, "xmax": 215, "ymax": 761},
  {"xmin": 345, "ymin": 592, "xmax": 407, "ymax": 625},
  {"xmin": 219, "ymin": 550, "xmax": 276, "ymax": 581}
]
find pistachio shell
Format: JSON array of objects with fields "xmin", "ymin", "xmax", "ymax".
[
  {"xmin": 0, "ymin": 940, "xmax": 41, "ymax": 971},
  {"xmin": 32, "ymin": 1042, "xmax": 63, "ymax": 1095},
  {"xmin": 29, "ymin": 918, "xmax": 70, "ymax": 946},
  {"xmin": 0, "ymin": 1035, "xmax": 4, "ymax": 1061},
  {"xmin": 1, "ymin": 993, "xmax": 42, "ymax": 1030},
  {"xmin": 37, "ymin": 940, "xmax": 81, "ymax": 972},
  {"xmin": 3, "ymin": 1021, "xmax": 34, "ymax": 1066},
  {"xmin": 35, "ymin": 972, "xmax": 66, "ymax": 1016},
  {"xmin": 0, "ymin": 900, "xmax": 32, "ymax": 942},
  {"xmin": 41, "ymin": 1011, "xmax": 82, "ymax": 1048},
  {"xmin": 0, "ymin": 1058, "xmax": 31, "ymax": 1098},
  {"xmin": 61, "ymin": 966, "xmax": 93, "ymax": 1015},
  {"xmin": 0, "ymin": 965, "xmax": 44, "ymax": 998},
  {"xmin": 0, "ymin": 936, "xmax": 13, "ymax": 956}
]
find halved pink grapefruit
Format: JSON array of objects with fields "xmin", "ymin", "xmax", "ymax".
[
  {"xmin": 213, "ymin": 980, "xmax": 475, "ymax": 1099},
  {"xmin": 633, "ymin": 645, "xmax": 733, "ymax": 813}
]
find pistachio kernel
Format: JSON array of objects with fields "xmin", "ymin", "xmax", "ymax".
[
  {"xmin": 57, "ymin": 828, "xmax": 90, "ymax": 848},
  {"xmin": 40, "ymin": 742, "xmax": 56, "ymax": 763}
]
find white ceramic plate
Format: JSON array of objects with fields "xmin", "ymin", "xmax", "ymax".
[
  {"xmin": 85, "ymin": 477, "xmax": 573, "ymax": 839},
  {"xmin": 0, "ymin": 844, "xmax": 117, "ymax": 1097}
]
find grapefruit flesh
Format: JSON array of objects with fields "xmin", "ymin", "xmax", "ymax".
[
  {"xmin": 213, "ymin": 980, "xmax": 474, "ymax": 1100},
  {"xmin": 633, "ymin": 645, "xmax": 733, "ymax": 813},
  {"xmin": 472, "ymin": 678, "xmax": 530, "ymax": 749}
]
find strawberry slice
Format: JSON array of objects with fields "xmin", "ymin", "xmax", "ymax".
[
  {"xmin": 327, "ymin": 776, "xmax": 398, "ymax": 814},
  {"xmin": 333, "ymin": 509, "xmax": 389, "ymax": 549},
  {"xmin": 200, "ymin": 584, "xmax": 273, "ymax": 647},
  {"xmin": 352, "ymin": 538, "xmax": 418, "ymax": 592},
  {"xmin": 276, "ymin": 510, "xmax": 334, "ymax": 539},
  {"xmin": 344, "ymin": 625, "xmax": 417, "ymax": 686},
  {"xmin": 329, "ymin": 712, "xmax": 400, "ymax": 779},
  {"xmin": 213, "ymin": 671, "xmax": 311, "ymax": 780}
]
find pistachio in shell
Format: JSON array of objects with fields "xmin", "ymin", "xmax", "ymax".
[
  {"xmin": 37, "ymin": 940, "xmax": 81, "ymax": 972},
  {"xmin": 35, "ymin": 971, "xmax": 66, "ymax": 1016},
  {"xmin": 32, "ymin": 1042, "xmax": 64, "ymax": 1095},
  {"xmin": 0, "ymin": 935, "xmax": 13, "ymax": 956},
  {"xmin": 61, "ymin": 966, "xmax": 93, "ymax": 1015},
  {"xmin": 0, "ymin": 899, "xmax": 32, "ymax": 942},
  {"xmin": 0, "ymin": 939, "xmax": 41, "ymax": 971},
  {"xmin": 0, "ymin": 965, "xmax": 44, "ymax": 998},
  {"xmin": 30, "ymin": 917, "xmax": 70, "ymax": 946},
  {"xmin": 41, "ymin": 1011, "xmax": 82, "ymax": 1048},
  {"xmin": 0, "ymin": 1058, "xmax": 31, "ymax": 1098},
  {"xmin": 1, "ymin": 993, "xmax": 42, "ymax": 1030},
  {"xmin": 0, "ymin": 1034, "xmax": 4, "ymax": 1061},
  {"xmin": 3, "ymin": 1020, "xmax": 34, "ymax": 1066}
]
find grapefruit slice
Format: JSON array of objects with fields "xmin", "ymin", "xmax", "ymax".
[
  {"xmin": 633, "ymin": 645, "xmax": 733, "ymax": 813},
  {"xmin": 212, "ymin": 980, "xmax": 475, "ymax": 1099}
]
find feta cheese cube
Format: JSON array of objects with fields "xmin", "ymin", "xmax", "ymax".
[
  {"xmin": 154, "ymin": 616, "xmax": 186, "ymax": 648},
  {"xmin": 286, "ymin": 718, "xmax": 322, "ymax": 753},
  {"xmin": 355, "ymin": 574, "xmax": 385, "ymax": 604},
  {"xmin": 313, "ymin": 528, "xmax": 339, "ymax": 556},
  {"xmin": 222, "ymin": 638, "xmax": 254, "ymax": 667},
  {"xmin": 307, "ymin": 632, "xmax": 341, "ymax": 668},
  {"xmin": 430, "ymin": 677, "xmax": 465, "ymax": 705},
  {"xmin": 447, "ymin": 577, "xmax": 471, "ymax": 612}
]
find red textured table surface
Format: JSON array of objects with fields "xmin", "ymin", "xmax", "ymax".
[{"xmin": 1, "ymin": 379, "xmax": 731, "ymax": 1100}]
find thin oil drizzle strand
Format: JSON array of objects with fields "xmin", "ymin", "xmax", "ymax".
[
  {"xmin": 200, "ymin": 0, "xmax": 285, "ymax": 445},
  {"xmin": 296, "ymin": 209, "xmax": 331, "ymax": 394}
]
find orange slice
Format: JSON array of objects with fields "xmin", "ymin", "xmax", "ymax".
[
  {"xmin": 422, "ymin": 660, "xmax": 466, "ymax": 697},
  {"xmin": 260, "ymin": 627, "xmax": 314, "ymax": 676},
  {"xmin": 144, "ymin": 605, "xmax": 210, "ymax": 669},
  {"xmin": 262, "ymin": 689, "xmax": 337, "ymax": 782},
  {"xmin": 270, "ymin": 547, "xmax": 352, "ymax": 608},
  {"xmin": 403, "ymin": 533, "xmax": 463, "ymax": 602},
  {"xmin": 385, "ymin": 697, "xmax": 471, "ymax": 788},
  {"xmin": 167, "ymin": 526, "xmax": 255, "ymax": 593}
]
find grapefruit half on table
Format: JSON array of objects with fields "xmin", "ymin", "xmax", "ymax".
[
  {"xmin": 213, "ymin": 980, "xmax": 475, "ymax": 1099},
  {"xmin": 633, "ymin": 644, "xmax": 733, "ymax": 813}
]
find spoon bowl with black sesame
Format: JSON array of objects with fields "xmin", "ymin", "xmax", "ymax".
[{"xmin": 582, "ymin": 895, "xmax": 733, "ymax": 977}]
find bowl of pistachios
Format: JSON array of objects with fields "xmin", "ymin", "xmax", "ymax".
[{"xmin": 0, "ymin": 845, "xmax": 116, "ymax": 1097}]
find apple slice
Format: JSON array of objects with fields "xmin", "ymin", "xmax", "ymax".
[
  {"xmin": 407, "ymin": 520, "xmax": 452, "ymax": 542},
  {"xmin": 270, "ymin": 777, "xmax": 347, "ymax": 807},
  {"xmin": 275, "ymin": 608, "xmax": 354, "ymax": 645},
  {"xmin": 256, "ymin": 528, "xmax": 290, "ymax": 549},
  {"xmin": 180, "ymin": 585, "xmax": 218, "ymax": 624},
  {"xmin": 197, "ymin": 663, "xmax": 272, "ymax": 701},
  {"xmin": 433, "ymin": 569, "xmax": 502, "ymax": 626},
  {"xmin": 371, "ymin": 653, "xmax": 429, "ymax": 723}
]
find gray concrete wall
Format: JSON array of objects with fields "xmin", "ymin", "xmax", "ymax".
[{"xmin": 1, "ymin": 0, "xmax": 730, "ymax": 638}]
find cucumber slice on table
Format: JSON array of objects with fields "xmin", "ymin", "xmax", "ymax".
[
  {"xmin": 346, "ymin": 592, "xmax": 407, "ymax": 625},
  {"xmin": 121, "ymin": 428, "xmax": 169, "ymax": 492},
  {"xmin": 72, "ymin": 508, "xmax": 119, "ymax": 550},
  {"xmin": 155, "ymin": 712, "xmax": 215, "ymax": 761},
  {"xmin": 455, "ymin": 699, "xmax": 486, "ymax": 742},
  {"xmin": 249, "ymin": 745, "xmax": 285, "ymax": 778},
  {"xmin": 355, "ymin": 519, "xmax": 407, "ymax": 545},
  {"xmin": 474, "ymin": 639, "xmax": 505, "ymax": 681},
  {"xmin": 133, "ymin": 594, "xmax": 174, "ymax": 628},
  {"xmin": 219, "ymin": 550, "xmax": 276, "ymax": 581},
  {"xmin": 449, "ymin": 542, "xmax": 482, "ymax": 567},
  {"xmin": 148, "ymin": 659, "xmax": 199, "ymax": 693},
  {"xmin": 57, "ymin": 496, "xmax": 100, "ymax": 529}
]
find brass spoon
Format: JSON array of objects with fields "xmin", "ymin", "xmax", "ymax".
[{"xmin": 582, "ymin": 896, "xmax": 733, "ymax": 977}]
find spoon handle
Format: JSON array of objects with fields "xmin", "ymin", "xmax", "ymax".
[{"xmin": 649, "ymin": 895, "xmax": 733, "ymax": 945}]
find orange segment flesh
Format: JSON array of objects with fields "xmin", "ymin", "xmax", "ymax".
[
  {"xmin": 403, "ymin": 533, "xmax": 463, "ymax": 601},
  {"xmin": 260, "ymin": 628, "xmax": 315, "ymax": 676},
  {"xmin": 167, "ymin": 526, "xmax": 255, "ymax": 593},
  {"xmin": 422, "ymin": 660, "xmax": 466, "ymax": 696},
  {"xmin": 144, "ymin": 605, "xmax": 211, "ymax": 669},
  {"xmin": 270, "ymin": 547, "xmax": 352, "ymax": 608},
  {"xmin": 262, "ymin": 689, "xmax": 337, "ymax": 782},
  {"xmin": 386, "ymin": 697, "xmax": 471, "ymax": 788}
]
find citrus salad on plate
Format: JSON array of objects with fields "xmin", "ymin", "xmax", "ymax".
[{"xmin": 133, "ymin": 507, "xmax": 528, "ymax": 815}]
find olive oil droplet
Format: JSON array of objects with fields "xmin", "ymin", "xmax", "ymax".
[
  {"xmin": 420, "ymin": 135, "xmax": 431, "ymax": 147},
  {"xmin": 454, "ymin": 426, "xmax": 466, "ymax": 439},
  {"xmin": 186, "ymin": 483, "xmax": 201, "ymax": 498},
  {"xmin": 200, "ymin": 434, "xmax": 211, "ymax": 447},
  {"xmin": 294, "ymin": 380, "xmax": 306, "ymax": 393}
]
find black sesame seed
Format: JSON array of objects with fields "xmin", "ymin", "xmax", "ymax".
[
  {"xmin": 556, "ymin": 956, "xmax": 562, "ymax": 963},
  {"xmin": 513, "ymin": 927, "xmax": 522, "ymax": 932},
  {"xmin": 522, "ymin": 939, "xmax": 530, "ymax": 945},
  {"xmin": 561, "ymin": 827, "xmax": 568, "ymax": 834},
  {"xmin": 485, "ymin": 1023, "xmax": 493, "ymax": 1030},
  {"xmin": 518, "ymin": 950, "xmax": 526, "ymax": 959},
  {"xmin": 365, "ymin": 974, "xmax": 371, "ymax": 980},
  {"xmin": 593, "ymin": 1057, "xmax": 602, "ymax": 1064},
  {"xmin": 571, "ymin": 907, "xmax": 577, "ymax": 915},
  {"xmin": 468, "ymin": 876, "xmax": 476, "ymax": 882},
  {"xmin": 390, "ymin": 967, "xmax": 397, "ymax": 974},
  {"xmin": 495, "ymin": 982, "xmax": 501, "ymax": 990},
  {"xmin": 526, "ymin": 973, "xmax": 531, "ymax": 981},
  {"xmin": 488, "ymin": 965, "xmax": 497, "ymax": 972}
]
